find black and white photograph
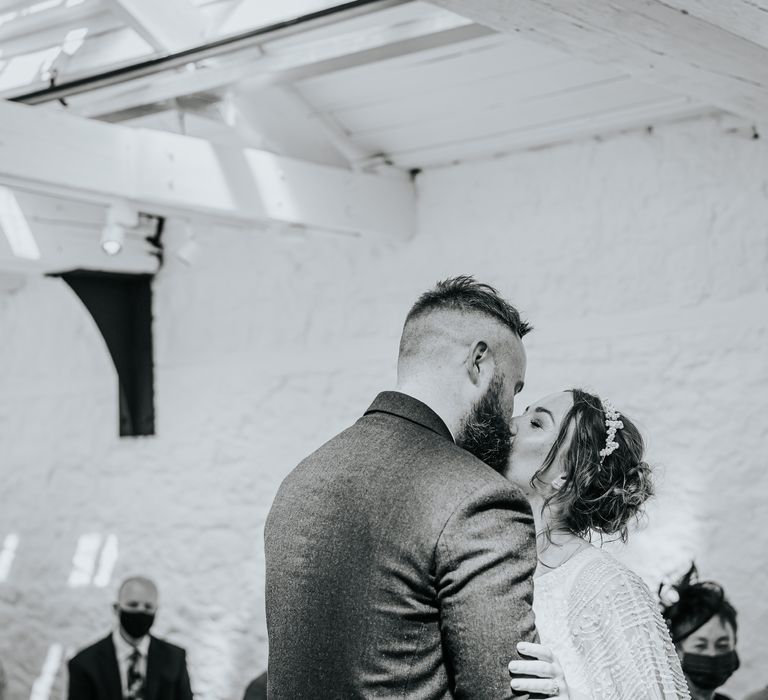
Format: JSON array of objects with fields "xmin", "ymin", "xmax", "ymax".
[{"xmin": 0, "ymin": 1, "xmax": 766, "ymax": 699}]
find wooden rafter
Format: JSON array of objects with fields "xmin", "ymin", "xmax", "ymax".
[
  {"xmin": 105, "ymin": 0, "xmax": 207, "ymax": 53},
  {"xmin": 430, "ymin": 0, "xmax": 768, "ymax": 122},
  {"xmin": 0, "ymin": 100, "xmax": 416, "ymax": 245}
]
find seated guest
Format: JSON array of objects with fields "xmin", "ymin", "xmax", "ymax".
[
  {"xmin": 243, "ymin": 671, "xmax": 267, "ymax": 700},
  {"xmin": 660, "ymin": 564, "xmax": 739, "ymax": 700},
  {"xmin": 68, "ymin": 575, "xmax": 193, "ymax": 699}
]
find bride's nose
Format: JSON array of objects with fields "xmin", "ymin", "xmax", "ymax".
[{"xmin": 509, "ymin": 419, "xmax": 519, "ymax": 437}]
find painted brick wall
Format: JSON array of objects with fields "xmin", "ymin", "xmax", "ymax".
[{"xmin": 1, "ymin": 114, "xmax": 766, "ymax": 699}]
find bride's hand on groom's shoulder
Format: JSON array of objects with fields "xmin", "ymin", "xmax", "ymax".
[{"xmin": 508, "ymin": 641, "xmax": 570, "ymax": 699}]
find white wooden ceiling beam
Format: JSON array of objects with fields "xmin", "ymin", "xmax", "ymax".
[
  {"xmin": 0, "ymin": 100, "xmax": 415, "ymax": 241},
  {"xmin": 0, "ymin": 222, "xmax": 159, "ymax": 275},
  {"xmin": 0, "ymin": 186, "xmax": 160, "ymax": 274},
  {"xmin": 430, "ymin": 0, "xmax": 768, "ymax": 122},
  {"xmin": 659, "ymin": 0, "xmax": 768, "ymax": 52},
  {"xmin": 53, "ymin": 17, "xmax": 493, "ymax": 121},
  {"xmin": 105, "ymin": 0, "xmax": 207, "ymax": 53},
  {"xmin": 0, "ymin": 0, "xmax": 103, "ymax": 46},
  {"xmin": 0, "ymin": 21, "xmax": 155, "ymax": 95},
  {"xmin": 213, "ymin": 0, "xmax": 371, "ymax": 39}
]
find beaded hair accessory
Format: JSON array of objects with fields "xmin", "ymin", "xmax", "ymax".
[{"xmin": 598, "ymin": 400, "xmax": 624, "ymax": 466}]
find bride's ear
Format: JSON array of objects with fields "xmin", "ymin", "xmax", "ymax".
[{"xmin": 550, "ymin": 474, "xmax": 567, "ymax": 491}]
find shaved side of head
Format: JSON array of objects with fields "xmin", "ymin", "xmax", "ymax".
[
  {"xmin": 397, "ymin": 276, "xmax": 530, "ymax": 381},
  {"xmin": 395, "ymin": 276, "xmax": 529, "ymax": 445},
  {"xmin": 398, "ymin": 309, "xmax": 513, "ymax": 379}
]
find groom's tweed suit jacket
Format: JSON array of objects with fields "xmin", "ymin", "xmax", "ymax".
[{"xmin": 265, "ymin": 391, "xmax": 538, "ymax": 699}]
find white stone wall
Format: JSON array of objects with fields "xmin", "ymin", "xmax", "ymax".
[{"xmin": 1, "ymin": 114, "xmax": 766, "ymax": 699}]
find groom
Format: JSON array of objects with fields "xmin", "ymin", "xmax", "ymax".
[{"xmin": 265, "ymin": 276, "xmax": 538, "ymax": 698}]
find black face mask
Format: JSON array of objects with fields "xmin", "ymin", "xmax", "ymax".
[
  {"xmin": 682, "ymin": 650, "xmax": 740, "ymax": 690},
  {"xmin": 120, "ymin": 610, "xmax": 155, "ymax": 639}
]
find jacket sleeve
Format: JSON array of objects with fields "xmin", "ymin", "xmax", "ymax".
[
  {"xmin": 175, "ymin": 650, "xmax": 194, "ymax": 700},
  {"xmin": 435, "ymin": 478, "xmax": 538, "ymax": 699},
  {"xmin": 567, "ymin": 559, "xmax": 691, "ymax": 700},
  {"xmin": 67, "ymin": 657, "xmax": 95, "ymax": 700}
]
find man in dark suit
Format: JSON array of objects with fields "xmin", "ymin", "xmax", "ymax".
[
  {"xmin": 265, "ymin": 276, "xmax": 538, "ymax": 699},
  {"xmin": 68, "ymin": 576, "xmax": 193, "ymax": 700}
]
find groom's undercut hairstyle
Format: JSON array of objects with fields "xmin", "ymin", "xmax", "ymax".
[
  {"xmin": 399, "ymin": 276, "xmax": 531, "ymax": 364},
  {"xmin": 404, "ymin": 276, "xmax": 532, "ymax": 339}
]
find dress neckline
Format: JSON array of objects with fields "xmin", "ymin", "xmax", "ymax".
[{"xmin": 535, "ymin": 544, "xmax": 597, "ymax": 581}]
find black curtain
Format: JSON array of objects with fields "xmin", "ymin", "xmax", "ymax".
[{"xmin": 55, "ymin": 270, "xmax": 155, "ymax": 436}]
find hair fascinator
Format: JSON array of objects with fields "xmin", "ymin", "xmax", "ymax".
[{"xmin": 659, "ymin": 562, "xmax": 730, "ymax": 643}]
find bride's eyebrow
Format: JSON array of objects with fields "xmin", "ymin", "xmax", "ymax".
[{"xmin": 533, "ymin": 407, "xmax": 554, "ymax": 421}]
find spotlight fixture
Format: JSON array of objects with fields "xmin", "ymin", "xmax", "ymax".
[
  {"xmin": 100, "ymin": 201, "xmax": 138, "ymax": 256},
  {"xmin": 100, "ymin": 223, "xmax": 124, "ymax": 255}
]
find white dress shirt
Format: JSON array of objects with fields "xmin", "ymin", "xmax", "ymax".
[{"xmin": 112, "ymin": 629, "xmax": 150, "ymax": 697}]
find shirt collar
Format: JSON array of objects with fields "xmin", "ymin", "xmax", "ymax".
[{"xmin": 112, "ymin": 627, "xmax": 151, "ymax": 658}]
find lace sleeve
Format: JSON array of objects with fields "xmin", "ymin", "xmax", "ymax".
[{"xmin": 567, "ymin": 557, "xmax": 691, "ymax": 699}]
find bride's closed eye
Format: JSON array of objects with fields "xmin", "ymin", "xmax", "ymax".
[{"xmin": 530, "ymin": 418, "xmax": 543, "ymax": 429}]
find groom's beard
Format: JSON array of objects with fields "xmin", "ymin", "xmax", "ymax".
[{"xmin": 455, "ymin": 376, "xmax": 512, "ymax": 475}]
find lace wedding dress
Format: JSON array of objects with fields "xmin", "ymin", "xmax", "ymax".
[{"xmin": 532, "ymin": 546, "xmax": 691, "ymax": 699}]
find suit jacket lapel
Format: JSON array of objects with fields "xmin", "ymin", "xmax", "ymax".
[
  {"xmin": 97, "ymin": 635, "xmax": 123, "ymax": 700},
  {"xmin": 144, "ymin": 637, "xmax": 161, "ymax": 700}
]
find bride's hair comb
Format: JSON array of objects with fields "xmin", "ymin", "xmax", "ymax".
[{"xmin": 598, "ymin": 400, "xmax": 624, "ymax": 467}]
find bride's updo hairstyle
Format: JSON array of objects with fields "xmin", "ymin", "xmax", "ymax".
[{"xmin": 532, "ymin": 389, "xmax": 654, "ymax": 543}]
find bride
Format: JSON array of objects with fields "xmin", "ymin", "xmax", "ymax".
[{"xmin": 504, "ymin": 389, "xmax": 690, "ymax": 699}]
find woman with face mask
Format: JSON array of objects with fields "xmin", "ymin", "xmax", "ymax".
[{"xmin": 660, "ymin": 564, "xmax": 739, "ymax": 700}]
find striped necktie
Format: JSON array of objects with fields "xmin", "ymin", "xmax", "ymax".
[{"xmin": 126, "ymin": 647, "xmax": 144, "ymax": 699}]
